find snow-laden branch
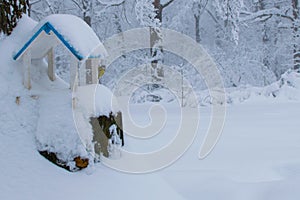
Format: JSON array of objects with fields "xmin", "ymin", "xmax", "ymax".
[
  {"xmin": 45, "ymin": 0, "xmax": 55, "ymax": 14},
  {"xmin": 240, "ymin": 7, "xmax": 294, "ymax": 22},
  {"xmin": 97, "ymin": 0, "xmax": 125, "ymax": 7},
  {"xmin": 31, "ymin": 9, "xmax": 45, "ymax": 19},
  {"xmin": 93, "ymin": 2, "xmax": 124, "ymax": 20},
  {"xmin": 92, "ymin": 0, "xmax": 125, "ymax": 18},
  {"xmin": 71, "ymin": 0, "xmax": 83, "ymax": 11},
  {"xmin": 135, "ymin": 0, "xmax": 160, "ymax": 27}
]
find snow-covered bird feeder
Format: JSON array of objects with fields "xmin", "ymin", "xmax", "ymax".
[
  {"xmin": 74, "ymin": 84, "xmax": 124, "ymax": 161},
  {"xmin": 11, "ymin": 15, "xmax": 124, "ymax": 171},
  {"xmin": 13, "ymin": 14, "xmax": 107, "ymax": 90}
]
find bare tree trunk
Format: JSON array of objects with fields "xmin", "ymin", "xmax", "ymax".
[
  {"xmin": 82, "ymin": 0, "xmax": 91, "ymax": 26},
  {"xmin": 255, "ymin": 0, "xmax": 272, "ymax": 73},
  {"xmin": 195, "ymin": 15, "xmax": 201, "ymax": 43},
  {"xmin": 193, "ymin": 0, "xmax": 208, "ymax": 44},
  {"xmin": 292, "ymin": 0, "xmax": 300, "ymax": 70},
  {"xmin": 150, "ymin": 0, "xmax": 163, "ymax": 80},
  {"xmin": 27, "ymin": 0, "xmax": 31, "ymax": 16}
]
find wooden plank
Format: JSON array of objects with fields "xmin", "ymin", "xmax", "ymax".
[
  {"xmin": 79, "ymin": 60, "xmax": 86, "ymax": 86},
  {"xmin": 47, "ymin": 47, "xmax": 56, "ymax": 81},
  {"xmin": 90, "ymin": 117, "xmax": 109, "ymax": 158},
  {"xmin": 70, "ymin": 54, "xmax": 78, "ymax": 91},
  {"xmin": 22, "ymin": 50, "xmax": 31, "ymax": 89},
  {"xmin": 85, "ymin": 59, "xmax": 92, "ymax": 85},
  {"xmin": 85, "ymin": 58, "xmax": 99, "ymax": 85},
  {"xmin": 90, "ymin": 112, "xmax": 124, "ymax": 158}
]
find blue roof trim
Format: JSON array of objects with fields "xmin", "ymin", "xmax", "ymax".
[
  {"xmin": 13, "ymin": 25, "xmax": 45, "ymax": 60},
  {"xmin": 13, "ymin": 22, "xmax": 84, "ymax": 61},
  {"xmin": 46, "ymin": 22, "xmax": 83, "ymax": 60}
]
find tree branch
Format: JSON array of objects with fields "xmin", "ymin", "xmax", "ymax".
[
  {"xmin": 45, "ymin": 0, "xmax": 55, "ymax": 14},
  {"xmin": 240, "ymin": 8, "xmax": 294, "ymax": 22},
  {"xmin": 97, "ymin": 0, "xmax": 125, "ymax": 7},
  {"xmin": 71, "ymin": 0, "xmax": 83, "ymax": 11},
  {"xmin": 193, "ymin": 0, "xmax": 209, "ymax": 18},
  {"xmin": 204, "ymin": 8, "xmax": 224, "ymax": 31},
  {"xmin": 162, "ymin": 0, "xmax": 175, "ymax": 9},
  {"xmin": 29, "ymin": 0, "xmax": 41, "ymax": 5}
]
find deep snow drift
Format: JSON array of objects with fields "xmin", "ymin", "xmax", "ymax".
[{"xmin": 1, "ymin": 15, "xmax": 300, "ymax": 200}]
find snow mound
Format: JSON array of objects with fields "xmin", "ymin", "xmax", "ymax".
[
  {"xmin": 10, "ymin": 15, "xmax": 38, "ymax": 47},
  {"xmin": 95, "ymin": 84, "xmax": 120, "ymax": 116},
  {"xmin": 75, "ymin": 84, "xmax": 120, "ymax": 118},
  {"xmin": 221, "ymin": 70, "xmax": 300, "ymax": 105},
  {"xmin": 130, "ymin": 84, "xmax": 176, "ymax": 104},
  {"xmin": 179, "ymin": 70, "xmax": 300, "ymax": 107},
  {"xmin": 271, "ymin": 70, "xmax": 300, "ymax": 100}
]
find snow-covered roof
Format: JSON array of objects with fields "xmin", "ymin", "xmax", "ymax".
[{"xmin": 13, "ymin": 14, "xmax": 107, "ymax": 61}]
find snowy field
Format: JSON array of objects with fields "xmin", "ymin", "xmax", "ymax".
[{"xmin": 1, "ymin": 99, "xmax": 300, "ymax": 200}]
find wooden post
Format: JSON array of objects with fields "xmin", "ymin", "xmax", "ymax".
[
  {"xmin": 22, "ymin": 50, "xmax": 31, "ymax": 89},
  {"xmin": 70, "ymin": 54, "xmax": 78, "ymax": 91},
  {"xmin": 86, "ymin": 58, "xmax": 99, "ymax": 85},
  {"xmin": 47, "ymin": 47, "xmax": 56, "ymax": 81},
  {"xmin": 90, "ymin": 117, "xmax": 109, "ymax": 158},
  {"xmin": 92, "ymin": 58, "xmax": 99, "ymax": 84},
  {"xmin": 86, "ymin": 59, "xmax": 92, "ymax": 85},
  {"xmin": 79, "ymin": 60, "xmax": 86, "ymax": 86}
]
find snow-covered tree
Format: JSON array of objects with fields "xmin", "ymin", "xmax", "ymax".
[
  {"xmin": 26, "ymin": 0, "xmax": 299, "ymax": 91},
  {"xmin": 0, "ymin": 0, "xmax": 29, "ymax": 35},
  {"xmin": 30, "ymin": 0, "xmax": 68, "ymax": 20},
  {"xmin": 192, "ymin": 0, "xmax": 208, "ymax": 43},
  {"xmin": 135, "ymin": 0, "xmax": 175, "ymax": 80},
  {"xmin": 240, "ymin": 0, "xmax": 299, "ymax": 72},
  {"xmin": 213, "ymin": 0, "xmax": 244, "ymax": 45},
  {"xmin": 70, "ymin": 0, "xmax": 126, "ymax": 26}
]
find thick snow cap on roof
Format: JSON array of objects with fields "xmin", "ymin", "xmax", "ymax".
[{"xmin": 13, "ymin": 14, "xmax": 107, "ymax": 61}]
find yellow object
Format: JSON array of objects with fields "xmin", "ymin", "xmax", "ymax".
[{"xmin": 98, "ymin": 66, "xmax": 105, "ymax": 79}]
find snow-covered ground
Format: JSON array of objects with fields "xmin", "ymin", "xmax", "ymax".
[
  {"xmin": 1, "ymin": 16, "xmax": 300, "ymax": 200},
  {"xmin": 1, "ymin": 98, "xmax": 300, "ymax": 199}
]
